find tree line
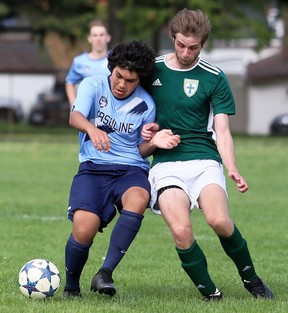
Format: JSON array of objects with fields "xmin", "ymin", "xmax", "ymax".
[{"xmin": 0, "ymin": 0, "xmax": 286, "ymax": 52}]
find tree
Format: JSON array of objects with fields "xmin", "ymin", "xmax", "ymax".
[
  {"xmin": 0, "ymin": 0, "xmax": 108, "ymax": 41},
  {"xmin": 115, "ymin": 0, "xmax": 275, "ymax": 51},
  {"xmin": 0, "ymin": 0, "xmax": 111, "ymax": 68},
  {"xmin": 0, "ymin": 0, "xmax": 278, "ymax": 53}
]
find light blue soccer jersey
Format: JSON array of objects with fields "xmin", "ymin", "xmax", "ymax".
[
  {"xmin": 65, "ymin": 52, "xmax": 110, "ymax": 84},
  {"xmin": 73, "ymin": 75, "xmax": 156, "ymax": 171}
]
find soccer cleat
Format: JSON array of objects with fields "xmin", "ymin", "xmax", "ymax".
[
  {"xmin": 62, "ymin": 289, "xmax": 82, "ymax": 298},
  {"xmin": 243, "ymin": 276, "xmax": 274, "ymax": 299},
  {"xmin": 91, "ymin": 268, "xmax": 116, "ymax": 296},
  {"xmin": 203, "ymin": 288, "xmax": 223, "ymax": 301}
]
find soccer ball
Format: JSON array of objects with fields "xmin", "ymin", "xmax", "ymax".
[{"xmin": 18, "ymin": 259, "xmax": 61, "ymax": 299}]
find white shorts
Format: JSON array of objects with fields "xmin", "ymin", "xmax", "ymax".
[{"xmin": 148, "ymin": 159, "xmax": 227, "ymax": 214}]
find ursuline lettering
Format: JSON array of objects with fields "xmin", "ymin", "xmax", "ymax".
[{"xmin": 97, "ymin": 111, "xmax": 134, "ymax": 134}]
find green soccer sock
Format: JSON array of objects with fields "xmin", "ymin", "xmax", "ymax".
[
  {"xmin": 219, "ymin": 224, "xmax": 257, "ymax": 281},
  {"xmin": 176, "ymin": 241, "xmax": 217, "ymax": 296}
]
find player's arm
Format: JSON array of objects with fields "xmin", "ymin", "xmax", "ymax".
[
  {"xmin": 214, "ymin": 113, "xmax": 248, "ymax": 193},
  {"xmin": 70, "ymin": 110, "xmax": 110, "ymax": 152},
  {"xmin": 139, "ymin": 128, "xmax": 180, "ymax": 158},
  {"xmin": 65, "ymin": 83, "xmax": 77, "ymax": 108},
  {"xmin": 141, "ymin": 122, "xmax": 160, "ymax": 141}
]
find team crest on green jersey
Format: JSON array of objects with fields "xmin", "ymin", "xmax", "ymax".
[{"xmin": 183, "ymin": 79, "xmax": 199, "ymax": 97}]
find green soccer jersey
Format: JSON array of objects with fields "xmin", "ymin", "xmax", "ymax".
[{"xmin": 146, "ymin": 55, "xmax": 236, "ymax": 167}]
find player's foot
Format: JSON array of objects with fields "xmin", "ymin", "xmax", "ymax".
[
  {"xmin": 62, "ymin": 289, "xmax": 82, "ymax": 298},
  {"xmin": 91, "ymin": 268, "xmax": 116, "ymax": 296},
  {"xmin": 243, "ymin": 276, "xmax": 274, "ymax": 299},
  {"xmin": 203, "ymin": 288, "xmax": 223, "ymax": 301}
]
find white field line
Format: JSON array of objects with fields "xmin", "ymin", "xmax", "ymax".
[{"xmin": 20, "ymin": 214, "xmax": 65, "ymax": 222}]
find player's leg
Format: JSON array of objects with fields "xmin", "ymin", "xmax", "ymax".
[
  {"xmin": 91, "ymin": 168, "xmax": 150, "ymax": 296},
  {"xmin": 158, "ymin": 187, "xmax": 221, "ymax": 300},
  {"xmin": 91, "ymin": 186, "xmax": 149, "ymax": 296},
  {"xmin": 64, "ymin": 210, "xmax": 100, "ymax": 297},
  {"xmin": 64, "ymin": 162, "xmax": 105, "ymax": 298},
  {"xmin": 199, "ymin": 184, "xmax": 274, "ymax": 299},
  {"xmin": 102, "ymin": 186, "xmax": 149, "ymax": 269}
]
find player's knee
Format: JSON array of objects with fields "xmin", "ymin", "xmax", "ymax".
[
  {"xmin": 207, "ymin": 216, "xmax": 233, "ymax": 236},
  {"xmin": 122, "ymin": 189, "xmax": 149, "ymax": 213},
  {"xmin": 72, "ymin": 227, "xmax": 96, "ymax": 245},
  {"xmin": 172, "ymin": 225, "xmax": 193, "ymax": 248}
]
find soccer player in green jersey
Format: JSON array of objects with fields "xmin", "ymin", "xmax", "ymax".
[{"xmin": 142, "ymin": 8, "xmax": 274, "ymax": 301}]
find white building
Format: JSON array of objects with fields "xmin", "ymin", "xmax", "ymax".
[
  {"xmin": 0, "ymin": 30, "xmax": 56, "ymax": 120},
  {"xmin": 247, "ymin": 47, "xmax": 288, "ymax": 135},
  {"xmin": 200, "ymin": 43, "xmax": 286, "ymax": 135}
]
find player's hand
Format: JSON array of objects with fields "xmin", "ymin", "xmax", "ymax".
[
  {"xmin": 151, "ymin": 129, "xmax": 180, "ymax": 149},
  {"xmin": 228, "ymin": 171, "xmax": 249, "ymax": 193},
  {"xmin": 88, "ymin": 127, "xmax": 110, "ymax": 152},
  {"xmin": 142, "ymin": 123, "xmax": 160, "ymax": 141}
]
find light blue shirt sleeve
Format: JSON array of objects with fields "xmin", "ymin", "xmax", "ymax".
[{"xmin": 66, "ymin": 52, "xmax": 110, "ymax": 85}]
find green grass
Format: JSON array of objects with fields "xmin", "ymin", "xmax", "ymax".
[{"xmin": 0, "ymin": 128, "xmax": 287, "ymax": 312}]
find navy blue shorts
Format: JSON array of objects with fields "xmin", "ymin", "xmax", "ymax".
[{"xmin": 67, "ymin": 161, "xmax": 150, "ymax": 232}]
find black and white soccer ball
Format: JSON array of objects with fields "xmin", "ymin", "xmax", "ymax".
[{"xmin": 18, "ymin": 259, "xmax": 61, "ymax": 299}]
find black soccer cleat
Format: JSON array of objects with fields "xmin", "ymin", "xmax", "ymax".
[
  {"xmin": 91, "ymin": 268, "xmax": 116, "ymax": 296},
  {"xmin": 243, "ymin": 276, "xmax": 274, "ymax": 299},
  {"xmin": 62, "ymin": 289, "xmax": 82, "ymax": 298},
  {"xmin": 203, "ymin": 289, "xmax": 223, "ymax": 301}
]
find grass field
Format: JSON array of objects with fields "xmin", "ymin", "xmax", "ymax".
[{"xmin": 0, "ymin": 126, "xmax": 287, "ymax": 312}]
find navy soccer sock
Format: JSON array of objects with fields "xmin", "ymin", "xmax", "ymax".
[
  {"xmin": 101, "ymin": 210, "xmax": 144, "ymax": 272},
  {"xmin": 65, "ymin": 234, "xmax": 92, "ymax": 291}
]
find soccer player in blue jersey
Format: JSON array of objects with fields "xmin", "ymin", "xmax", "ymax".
[
  {"xmin": 62, "ymin": 40, "xmax": 180, "ymax": 298},
  {"xmin": 65, "ymin": 20, "xmax": 111, "ymax": 107},
  {"xmin": 142, "ymin": 9, "xmax": 274, "ymax": 301}
]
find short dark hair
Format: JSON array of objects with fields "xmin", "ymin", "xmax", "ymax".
[{"xmin": 108, "ymin": 40, "xmax": 155, "ymax": 80}]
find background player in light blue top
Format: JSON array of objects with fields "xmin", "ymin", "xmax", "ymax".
[
  {"xmin": 63, "ymin": 40, "xmax": 180, "ymax": 298},
  {"xmin": 65, "ymin": 20, "xmax": 111, "ymax": 107}
]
